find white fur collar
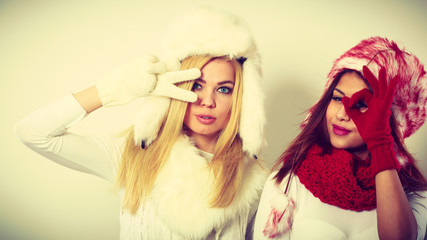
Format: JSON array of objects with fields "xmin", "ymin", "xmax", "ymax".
[{"xmin": 149, "ymin": 135, "xmax": 266, "ymax": 239}]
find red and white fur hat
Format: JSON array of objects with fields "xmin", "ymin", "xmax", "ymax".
[
  {"xmin": 304, "ymin": 36, "xmax": 427, "ymax": 166},
  {"xmin": 133, "ymin": 7, "xmax": 265, "ymax": 158}
]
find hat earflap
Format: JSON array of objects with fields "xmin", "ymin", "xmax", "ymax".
[
  {"xmin": 240, "ymin": 58, "xmax": 266, "ymax": 157},
  {"xmin": 133, "ymin": 96, "xmax": 170, "ymax": 149}
]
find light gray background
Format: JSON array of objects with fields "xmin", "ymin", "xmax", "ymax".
[{"xmin": 1, "ymin": 1, "xmax": 427, "ymax": 239}]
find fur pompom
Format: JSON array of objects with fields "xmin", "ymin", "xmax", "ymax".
[{"xmin": 263, "ymin": 189, "xmax": 295, "ymax": 238}]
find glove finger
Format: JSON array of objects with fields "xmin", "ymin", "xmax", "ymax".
[
  {"xmin": 169, "ymin": 87, "xmax": 198, "ymax": 102},
  {"xmin": 153, "ymin": 84, "xmax": 197, "ymax": 102},
  {"xmin": 342, "ymin": 96, "xmax": 351, "ymax": 108},
  {"xmin": 146, "ymin": 61, "xmax": 167, "ymax": 74},
  {"xmin": 347, "ymin": 89, "xmax": 373, "ymax": 108},
  {"xmin": 378, "ymin": 67, "xmax": 387, "ymax": 98},
  {"xmin": 342, "ymin": 96, "xmax": 362, "ymax": 119},
  {"xmin": 162, "ymin": 68, "xmax": 201, "ymax": 84},
  {"xmin": 362, "ymin": 66, "xmax": 379, "ymax": 96}
]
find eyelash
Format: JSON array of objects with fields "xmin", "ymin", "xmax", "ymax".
[{"xmin": 332, "ymin": 96, "xmax": 342, "ymax": 102}]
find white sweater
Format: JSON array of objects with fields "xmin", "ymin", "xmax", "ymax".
[
  {"xmin": 15, "ymin": 94, "xmax": 267, "ymax": 240},
  {"xmin": 253, "ymin": 171, "xmax": 427, "ymax": 240}
]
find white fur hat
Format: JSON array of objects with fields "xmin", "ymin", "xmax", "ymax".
[
  {"xmin": 134, "ymin": 7, "xmax": 265, "ymax": 157},
  {"xmin": 303, "ymin": 36, "xmax": 427, "ymax": 166}
]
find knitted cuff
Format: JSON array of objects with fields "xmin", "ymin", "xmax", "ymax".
[
  {"xmin": 368, "ymin": 143, "xmax": 401, "ymax": 176},
  {"xmin": 96, "ymin": 79, "xmax": 120, "ymax": 107},
  {"xmin": 96, "ymin": 73, "xmax": 155, "ymax": 107}
]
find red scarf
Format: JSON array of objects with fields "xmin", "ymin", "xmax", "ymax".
[{"xmin": 296, "ymin": 144, "xmax": 376, "ymax": 211}]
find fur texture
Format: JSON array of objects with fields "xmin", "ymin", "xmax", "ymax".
[
  {"xmin": 263, "ymin": 187, "xmax": 295, "ymax": 238},
  {"xmin": 148, "ymin": 135, "xmax": 267, "ymax": 239},
  {"xmin": 133, "ymin": 96, "xmax": 170, "ymax": 147},
  {"xmin": 303, "ymin": 37, "xmax": 427, "ymax": 166},
  {"xmin": 326, "ymin": 37, "xmax": 427, "ymax": 140},
  {"xmin": 134, "ymin": 7, "xmax": 265, "ymax": 156}
]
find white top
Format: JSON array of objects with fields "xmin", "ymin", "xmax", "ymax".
[
  {"xmin": 253, "ymin": 171, "xmax": 427, "ymax": 240},
  {"xmin": 15, "ymin": 94, "xmax": 263, "ymax": 240}
]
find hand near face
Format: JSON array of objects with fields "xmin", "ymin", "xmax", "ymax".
[
  {"xmin": 342, "ymin": 66, "xmax": 400, "ymax": 175},
  {"xmin": 342, "ymin": 66, "xmax": 398, "ymax": 148},
  {"xmin": 97, "ymin": 55, "xmax": 200, "ymax": 107}
]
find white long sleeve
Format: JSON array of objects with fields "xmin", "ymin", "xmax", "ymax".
[
  {"xmin": 408, "ymin": 191, "xmax": 427, "ymax": 240},
  {"xmin": 254, "ymin": 172, "xmax": 427, "ymax": 240},
  {"xmin": 15, "ymin": 94, "xmax": 123, "ymax": 182},
  {"xmin": 15, "ymin": 94, "xmax": 263, "ymax": 239}
]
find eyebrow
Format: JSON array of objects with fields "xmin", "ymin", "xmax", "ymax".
[
  {"xmin": 333, "ymin": 88, "xmax": 345, "ymax": 96},
  {"xmin": 196, "ymin": 79, "xmax": 235, "ymax": 85}
]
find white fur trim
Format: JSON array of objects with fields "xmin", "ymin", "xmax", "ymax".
[
  {"xmin": 150, "ymin": 136, "xmax": 267, "ymax": 239},
  {"xmin": 161, "ymin": 7, "xmax": 254, "ymax": 61},
  {"xmin": 240, "ymin": 58, "xmax": 266, "ymax": 156},
  {"xmin": 133, "ymin": 96, "xmax": 170, "ymax": 147}
]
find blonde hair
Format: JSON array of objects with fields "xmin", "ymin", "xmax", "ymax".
[{"xmin": 115, "ymin": 55, "xmax": 245, "ymax": 214}]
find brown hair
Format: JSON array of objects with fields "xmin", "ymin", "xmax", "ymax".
[{"xmin": 273, "ymin": 69, "xmax": 427, "ymax": 193}]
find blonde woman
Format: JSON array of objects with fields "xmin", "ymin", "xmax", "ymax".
[{"xmin": 15, "ymin": 7, "xmax": 266, "ymax": 239}]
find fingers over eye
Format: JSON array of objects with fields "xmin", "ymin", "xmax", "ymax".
[{"xmin": 348, "ymin": 89, "xmax": 372, "ymax": 108}]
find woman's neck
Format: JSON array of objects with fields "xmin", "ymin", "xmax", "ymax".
[{"xmin": 188, "ymin": 132, "xmax": 218, "ymax": 154}]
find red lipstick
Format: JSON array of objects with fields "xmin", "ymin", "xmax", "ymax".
[{"xmin": 332, "ymin": 124, "xmax": 351, "ymax": 136}]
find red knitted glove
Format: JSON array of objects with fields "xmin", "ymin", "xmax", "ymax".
[{"xmin": 342, "ymin": 66, "xmax": 400, "ymax": 176}]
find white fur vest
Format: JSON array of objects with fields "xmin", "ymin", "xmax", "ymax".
[{"xmin": 119, "ymin": 135, "xmax": 267, "ymax": 239}]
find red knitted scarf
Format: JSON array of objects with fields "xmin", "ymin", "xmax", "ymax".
[{"xmin": 296, "ymin": 144, "xmax": 376, "ymax": 211}]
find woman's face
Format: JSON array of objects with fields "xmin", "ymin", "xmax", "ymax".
[
  {"xmin": 184, "ymin": 58, "xmax": 235, "ymax": 143},
  {"xmin": 326, "ymin": 71, "xmax": 369, "ymax": 155}
]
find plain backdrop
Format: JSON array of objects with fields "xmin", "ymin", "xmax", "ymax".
[{"xmin": 1, "ymin": 0, "xmax": 427, "ymax": 239}]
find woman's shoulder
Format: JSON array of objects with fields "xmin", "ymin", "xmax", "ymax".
[{"xmin": 264, "ymin": 171, "xmax": 295, "ymax": 191}]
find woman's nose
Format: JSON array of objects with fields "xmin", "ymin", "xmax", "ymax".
[
  {"xmin": 336, "ymin": 104, "xmax": 350, "ymax": 121},
  {"xmin": 199, "ymin": 92, "xmax": 216, "ymax": 108}
]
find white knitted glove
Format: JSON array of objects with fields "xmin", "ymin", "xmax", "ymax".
[{"xmin": 96, "ymin": 55, "xmax": 200, "ymax": 107}]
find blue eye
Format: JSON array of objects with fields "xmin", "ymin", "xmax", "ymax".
[
  {"xmin": 192, "ymin": 83, "xmax": 202, "ymax": 91},
  {"xmin": 218, "ymin": 86, "xmax": 232, "ymax": 94}
]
